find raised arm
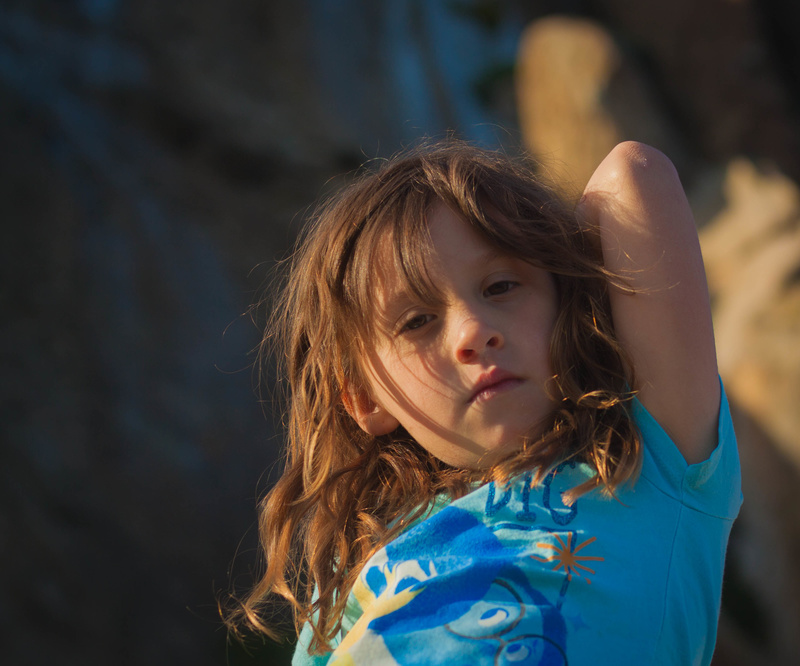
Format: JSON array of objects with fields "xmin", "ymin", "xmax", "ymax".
[{"xmin": 577, "ymin": 141, "xmax": 719, "ymax": 464}]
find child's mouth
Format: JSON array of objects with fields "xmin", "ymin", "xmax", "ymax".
[{"xmin": 469, "ymin": 371, "xmax": 523, "ymax": 404}]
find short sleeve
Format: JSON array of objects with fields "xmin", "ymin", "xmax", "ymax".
[{"xmin": 633, "ymin": 377, "xmax": 742, "ymax": 519}]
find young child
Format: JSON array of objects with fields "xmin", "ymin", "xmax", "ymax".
[{"xmin": 234, "ymin": 140, "xmax": 742, "ymax": 665}]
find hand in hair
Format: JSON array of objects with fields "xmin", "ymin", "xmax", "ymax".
[{"xmin": 577, "ymin": 141, "xmax": 720, "ymax": 465}]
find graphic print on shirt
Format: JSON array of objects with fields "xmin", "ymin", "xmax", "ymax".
[
  {"xmin": 331, "ymin": 469, "xmax": 604, "ymax": 666},
  {"xmin": 532, "ymin": 534, "xmax": 602, "ymax": 585}
]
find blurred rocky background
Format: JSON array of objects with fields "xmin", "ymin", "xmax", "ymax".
[{"xmin": 1, "ymin": 0, "xmax": 798, "ymax": 664}]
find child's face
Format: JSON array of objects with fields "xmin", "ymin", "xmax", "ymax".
[{"xmin": 356, "ymin": 203, "xmax": 559, "ymax": 470}]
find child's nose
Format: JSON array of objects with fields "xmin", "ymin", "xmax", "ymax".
[{"xmin": 454, "ymin": 317, "xmax": 503, "ymax": 364}]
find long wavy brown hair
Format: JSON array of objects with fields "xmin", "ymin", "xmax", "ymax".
[{"xmin": 228, "ymin": 140, "xmax": 640, "ymax": 652}]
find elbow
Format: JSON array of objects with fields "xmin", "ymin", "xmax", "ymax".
[
  {"xmin": 603, "ymin": 141, "xmax": 681, "ymax": 189},
  {"xmin": 583, "ymin": 141, "xmax": 684, "ymax": 206}
]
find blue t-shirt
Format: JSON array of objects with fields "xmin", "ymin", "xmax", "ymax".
[{"xmin": 294, "ymin": 382, "xmax": 742, "ymax": 665}]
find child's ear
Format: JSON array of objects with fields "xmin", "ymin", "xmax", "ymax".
[{"xmin": 341, "ymin": 385, "xmax": 400, "ymax": 437}]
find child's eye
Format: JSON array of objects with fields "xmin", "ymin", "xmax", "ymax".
[
  {"xmin": 484, "ymin": 280, "xmax": 517, "ymax": 297},
  {"xmin": 400, "ymin": 313, "xmax": 434, "ymax": 333}
]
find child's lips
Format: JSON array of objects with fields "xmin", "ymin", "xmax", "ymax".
[{"xmin": 468, "ymin": 370, "xmax": 524, "ymax": 404}]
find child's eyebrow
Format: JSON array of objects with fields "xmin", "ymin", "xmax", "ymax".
[
  {"xmin": 378, "ymin": 289, "xmax": 418, "ymax": 322},
  {"xmin": 477, "ymin": 247, "xmax": 506, "ymax": 265},
  {"xmin": 466, "ymin": 244, "xmax": 517, "ymax": 270}
]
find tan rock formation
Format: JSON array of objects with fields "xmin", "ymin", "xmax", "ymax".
[
  {"xmin": 700, "ymin": 161, "xmax": 800, "ymax": 663},
  {"xmin": 701, "ymin": 160, "xmax": 800, "ymax": 469},
  {"xmin": 515, "ymin": 16, "xmax": 679, "ymax": 194}
]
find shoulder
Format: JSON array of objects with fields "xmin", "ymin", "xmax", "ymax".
[{"xmin": 578, "ymin": 142, "xmax": 720, "ymax": 464}]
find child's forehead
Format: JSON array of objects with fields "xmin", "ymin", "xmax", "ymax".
[
  {"xmin": 364, "ymin": 225, "xmax": 441, "ymax": 325},
  {"xmin": 369, "ymin": 235, "xmax": 436, "ymax": 301}
]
